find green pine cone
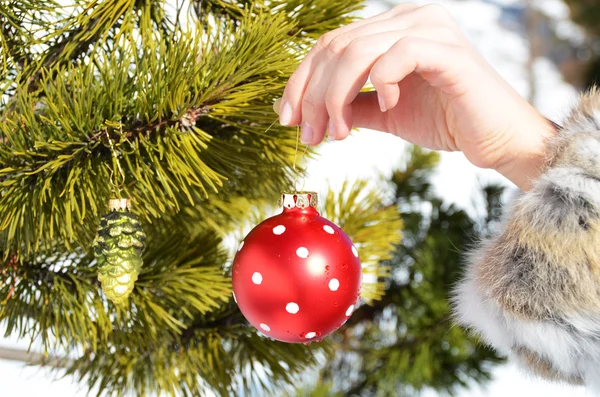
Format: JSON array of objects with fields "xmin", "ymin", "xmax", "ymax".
[{"xmin": 93, "ymin": 209, "xmax": 146, "ymax": 304}]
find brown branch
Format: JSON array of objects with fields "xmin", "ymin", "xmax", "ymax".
[
  {"xmin": 0, "ymin": 346, "xmax": 72, "ymax": 369},
  {"xmin": 0, "ymin": 254, "xmax": 18, "ymax": 301},
  {"xmin": 87, "ymin": 105, "xmax": 211, "ymax": 144},
  {"xmin": 0, "ymin": 101, "xmax": 219, "ymax": 190}
]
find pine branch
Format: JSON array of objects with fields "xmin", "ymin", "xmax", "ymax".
[
  {"xmin": 2, "ymin": 1, "xmax": 140, "ymax": 96},
  {"xmin": 27, "ymin": 16, "xmax": 104, "ymax": 93},
  {"xmin": 87, "ymin": 105, "xmax": 212, "ymax": 143},
  {"xmin": 0, "ymin": 18, "xmax": 29, "ymax": 68},
  {"xmin": 191, "ymin": 0, "xmax": 247, "ymax": 20},
  {"xmin": 191, "ymin": 0, "xmax": 363, "ymax": 39},
  {"xmin": 0, "ymin": 1, "xmax": 60, "ymax": 67},
  {"xmin": 0, "ymin": 227, "xmax": 233, "ymax": 350},
  {"xmin": 0, "ymin": 12, "xmax": 300, "ymax": 253}
]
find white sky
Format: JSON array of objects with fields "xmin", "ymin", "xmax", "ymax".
[{"xmin": 0, "ymin": 0, "xmax": 594, "ymax": 396}]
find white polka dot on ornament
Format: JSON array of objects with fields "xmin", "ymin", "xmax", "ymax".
[
  {"xmin": 260, "ymin": 323, "xmax": 270, "ymax": 332},
  {"xmin": 328, "ymin": 278, "xmax": 340, "ymax": 291},
  {"xmin": 273, "ymin": 225, "xmax": 286, "ymax": 235},
  {"xmin": 305, "ymin": 332, "xmax": 316, "ymax": 339},
  {"xmin": 352, "ymin": 246, "xmax": 358, "ymax": 257},
  {"xmin": 252, "ymin": 272, "xmax": 263, "ymax": 285},
  {"xmin": 286, "ymin": 302, "xmax": 300, "ymax": 314},
  {"xmin": 323, "ymin": 225, "xmax": 334, "ymax": 234},
  {"xmin": 296, "ymin": 247, "xmax": 309, "ymax": 258},
  {"xmin": 346, "ymin": 304, "xmax": 354, "ymax": 316}
]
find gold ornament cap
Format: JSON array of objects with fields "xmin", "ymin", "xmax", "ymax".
[
  {"xmin": 108, "ymin": 198, "xmax": 131, "ymax": 211},
  {"xmin": 279, "ymin": 191, "xmax": 318, "ymax": 209}
]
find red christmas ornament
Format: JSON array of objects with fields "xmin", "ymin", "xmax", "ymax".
[{"xmin": 232, "ymin": 192, "xmax": 362, "ymax": 343}]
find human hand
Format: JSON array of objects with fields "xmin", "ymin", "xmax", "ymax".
[{"xmin": 277, "ymin": 3, "xmax": 558, "ymax": 190}]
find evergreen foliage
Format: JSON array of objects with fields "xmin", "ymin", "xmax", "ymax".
[{"xmin": 0, "ymin": 1, "xmax": 405, "ymax": 395}]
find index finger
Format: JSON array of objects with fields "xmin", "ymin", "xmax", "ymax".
[{"xmin": 278, "ymin": 3, "xmax": 418, "ymax": 127}]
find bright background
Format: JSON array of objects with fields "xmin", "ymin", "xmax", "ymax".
[{"xmin": 0, "ymin": 0, "xmax": 594, "ymax": 395}]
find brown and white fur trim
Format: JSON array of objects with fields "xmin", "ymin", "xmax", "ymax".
[{"xmin": 454, "ymin": 88, "xmax": 600, "ymax": 392}]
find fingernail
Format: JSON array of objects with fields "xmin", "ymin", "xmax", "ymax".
[
  {"xmin": 301, "ymin": 122, "xmax": 313, "ymax": 144},
  {"xmin": 280, "ymin": 101, "xmax": 293, "ymax": 126},
  {"xmin": 273, "ymin": 98, "xmax": 282, "ymax": 115},
  {"xmin": 327, "ymin": 120, "xmax": 336, "ymax": 141},
  {"xmin": 377, "ymin": 93, "xmax": 387, "ymax": 112}
]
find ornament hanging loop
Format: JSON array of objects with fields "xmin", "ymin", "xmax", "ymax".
[
  {"xmin": 104, "ymin": 128, "xmax": 127, "ymax": 198},
  {"xmin": 292, "ymin": 126, "xmax": 308, "ymax": 191},
  {"xmin": 271, "ymin": 98, "xmax": 309, "ymax": 191}
]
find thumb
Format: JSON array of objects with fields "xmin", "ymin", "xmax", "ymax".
[
  {"xmin": 347, "ymin": 91, "xmax": 389, "ymax": 135},
  {"xmin": 273, "ymin": 92, "xmax": 389, "ymax": 139}
]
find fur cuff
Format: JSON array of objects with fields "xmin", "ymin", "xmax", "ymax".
[{"xmin": 454, "ymin": 88, "xmax": 600, "ymax": 391}]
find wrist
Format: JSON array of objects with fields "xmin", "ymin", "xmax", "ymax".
[{"xmin": 494, "ymin": 113, "xmax": 560, "ymax": 191}]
